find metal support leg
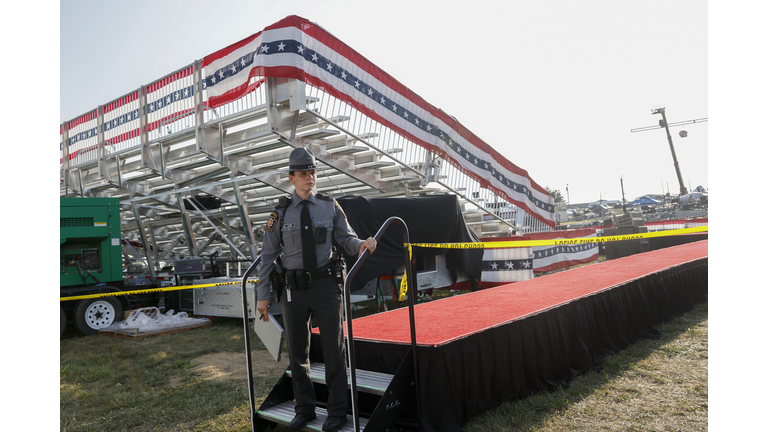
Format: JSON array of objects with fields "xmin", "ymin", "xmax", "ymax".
[
  {"xmin": 174, "ymin": 187, "xmax": 198, "ymax": 258},
  {"xmin": 223, "ymin": 213, "xmax": 240, "ymax": 258},
  {"xmin": 148, "ymin": 228, "xmax": 162, "ymax": 271},
  {"xmin": 229, "ymin": 173, "xmax": 258, "ymax": 259},
  {"xmin": 129, "ymin": 199, "xmax": 157, "ymax": 280},
  {"xmin": 184, "ymin": 197, "xmax": 249, "ymax": 260}
]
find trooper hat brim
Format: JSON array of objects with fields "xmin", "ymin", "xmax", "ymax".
[{"xmin": 286, "ymin": 147, "xmax": 317, "ymax": 172}]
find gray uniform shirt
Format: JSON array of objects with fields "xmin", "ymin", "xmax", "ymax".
[{"xmin": 257, "ymin": 191, "xmax": 364, "ymax": 301}]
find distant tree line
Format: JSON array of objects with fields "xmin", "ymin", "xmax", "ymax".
[{"xmin": 545, "ymin": 186, "xmax": 564, "ymax": 203}]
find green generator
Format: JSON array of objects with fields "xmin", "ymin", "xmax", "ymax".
[
  {"xmin": 60, "ymin": 197, "xmax": 123, "ymax": 287},
  {"xmin": 60, "ymin": 197, "xmax": 126, "ymax": 336}
]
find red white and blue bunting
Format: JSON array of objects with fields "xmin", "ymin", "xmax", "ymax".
[{"xmin": 203, "ymin": 15, "xmax": 556, "ymax": 227}]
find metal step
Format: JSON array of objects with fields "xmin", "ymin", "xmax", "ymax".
[
  {"xmin": 287, "ymin": 363, "xmax": 393, "ymax": 396},
  {"xmin": 257, "ymin": 401, "xmax": 369, "ymax": 431}
]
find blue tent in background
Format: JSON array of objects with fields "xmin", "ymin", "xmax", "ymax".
[{"xmin": 628, "ymin": 196, "xmax": 662, "ymax": 206}]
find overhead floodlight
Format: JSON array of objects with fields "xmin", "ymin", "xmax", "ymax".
[{"xmin": 679, "ymin": 130, "xmax": 688, "ymax": 138}]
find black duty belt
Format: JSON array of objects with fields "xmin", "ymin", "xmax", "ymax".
[{"xmin": 286, "ymin": 265, "xmax": 333, "ymax": 288}]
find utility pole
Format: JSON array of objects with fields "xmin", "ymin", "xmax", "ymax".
[
  {"xmin": 620, "ymin": 176, "xmax": 627, "ymax": 209},
  {"xmin": 653, "ymin": 107, "xmax": 687, "ymax": 196},
  {"xmin": 631, "ymin": 108, "xmax": 707, "ymax": 197}
]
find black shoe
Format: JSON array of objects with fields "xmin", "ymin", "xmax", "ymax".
[
  {"xmin": 288, "ymin": 412, "xmax": 316, "ymax": 430},
  {"xmin": 322, "ymin": 415, "xmax": 347, "ymax": 432}
]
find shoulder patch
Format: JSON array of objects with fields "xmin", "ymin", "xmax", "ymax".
[{"xmin": 265, "ymin": 211, "xmax": 279, "ymax": 232}]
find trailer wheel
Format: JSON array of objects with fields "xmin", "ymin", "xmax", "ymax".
[
  {"xmin": 74, "ymin": 298, "xmax": 123, "ymax": 335},
  {"xmin": 60, "ymin": 305, "xmax": 67, "ymax": 337}
]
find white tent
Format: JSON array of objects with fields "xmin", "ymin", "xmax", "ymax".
[{"xmin": 628, "ymin": 196, "xmax": 662, "ymax": 206}]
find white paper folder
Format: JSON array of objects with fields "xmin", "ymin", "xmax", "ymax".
[{"xmin": 253, "ymin": 312, "xmax": 285, "ymax": 362}]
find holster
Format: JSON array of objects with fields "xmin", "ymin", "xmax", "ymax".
[
  {"xmin": 270, "ymin": 257, "xmax": 285, "ymax": 303},
  {"xmin": 330, "ymin": 247, "xmax": 347, "ymax": 285}
]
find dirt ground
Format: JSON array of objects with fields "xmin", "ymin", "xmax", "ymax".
[{"xmin": 171, "ymin": 350, "xmax": 289, "ymax": 387}]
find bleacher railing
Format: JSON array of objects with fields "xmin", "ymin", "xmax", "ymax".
[{"xmin": 61, "ymin": 43, "xmax": 551, "ymax": 235}]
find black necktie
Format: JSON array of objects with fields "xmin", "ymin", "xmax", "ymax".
[{"xmin": 300, "ymin": 200, "xmax": 317, "ymax": 271}]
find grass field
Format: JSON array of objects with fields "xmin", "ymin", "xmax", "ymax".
[{"xmin": 60, "ymin": 300, "xmax": 707, "ymax": 431}]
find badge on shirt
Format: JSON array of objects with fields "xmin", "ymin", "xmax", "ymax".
[{"xmin": 265, "ymin": 211, "xmax": 278, "ymax": 232}]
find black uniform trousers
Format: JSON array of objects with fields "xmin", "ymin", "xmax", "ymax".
[{"xmin": 281, "ymin": 274, "xmax": 347, "ymax": 417}]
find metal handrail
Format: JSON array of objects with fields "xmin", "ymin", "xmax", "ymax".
[
  {"xmin": 343, "ymin": 216, "xmax": 419, "ymax": 432},
  {"xmin": 240, "ymin": 256, "xmax": 261, "ymax": 432}
]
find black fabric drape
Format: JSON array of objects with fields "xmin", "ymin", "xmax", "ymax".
[
  {"xmin": 311, "ymin": 257, "xmax": 707, "ymax": 431},
  {"xmin": 334, "ymin": 194, "xmax": 483, "ymax": 292}
]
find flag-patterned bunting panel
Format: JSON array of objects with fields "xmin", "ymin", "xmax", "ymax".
[{"xmin": 203, "ymin": 15, "xmax": 555, "ymax": 227}]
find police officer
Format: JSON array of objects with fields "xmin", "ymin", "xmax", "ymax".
[{"xmin": 257, "ymin": 147, "xmax": 377, "ymax": 432}]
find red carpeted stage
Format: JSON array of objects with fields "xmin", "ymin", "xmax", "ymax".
[{"xmin": 310, "ymin": 240, "xmax": 708, "ymax": 431}]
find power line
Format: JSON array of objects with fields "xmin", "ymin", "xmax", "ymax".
[{"xmin": 631, "ymin": 117, "xmax": 708, "ymax": 133}]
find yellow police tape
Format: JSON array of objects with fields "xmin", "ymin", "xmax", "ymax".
[
  {"xmin": 60, "ymin": 279, "xmax": 258, "ymax": 302},
  {"xmin": 395, "ymin": 225, "xmax": 708, "ymax": 301},
  {"xmin": 407, "ymin": 225, "xmax": 708, "ymax": 249},
  {"xmin": 63, "ymin": 226, "xmax": 707, "ymax": 303}
]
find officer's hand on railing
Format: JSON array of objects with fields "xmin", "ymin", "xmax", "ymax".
[
  {"xmin": 257, "ymin": 299, "xmax": 271, "ymax": 322},
  {"xmin": 358, "ymin": 237, "xmax": 377, "ymax": 256}
]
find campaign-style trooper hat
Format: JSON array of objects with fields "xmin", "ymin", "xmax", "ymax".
[{"xmin": 287, "ymin": 147, "xmax": 317, "ymax": 171}]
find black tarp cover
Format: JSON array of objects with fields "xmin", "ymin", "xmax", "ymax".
[{"xmin": 334, "ymin": 194, "xmax": 483, "ymax": 292}]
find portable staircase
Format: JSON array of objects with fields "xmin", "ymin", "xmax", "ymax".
[{"xmin": 255, "ymin": 351, "xmax": 416, "ymax": 432}]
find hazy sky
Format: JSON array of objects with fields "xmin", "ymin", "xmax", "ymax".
[{"xmin": 60, "ymin": 0, "xmax": 708, "ymax": 205}]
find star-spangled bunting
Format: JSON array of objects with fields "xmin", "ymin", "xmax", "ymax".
[
  {"xmin": 202, "ymin": 15, "xmax": 556, "ymax": 227},
  {"xmin": 480, "ymin": 246, "xmax": 534, "ymax": 282},
  {"xmin": 67, "ymin": 84, "xmax": 196, "ymax": 149},
  {"xmin": 480, "ymin": 259, "xmax": 534, "ymax": 272},
  {"xmin": 530, "ymin": 232, "xmax": 600, "ymax": 273}
]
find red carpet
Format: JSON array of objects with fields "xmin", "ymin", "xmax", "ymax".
[{"xmin": 345, "ymin": 240, "xmax": 708, "ymax": 346}]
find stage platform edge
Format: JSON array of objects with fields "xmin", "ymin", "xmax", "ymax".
[{"xmin": 310, "ymin": 240, "xmax": 708, "ymax": 432}]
